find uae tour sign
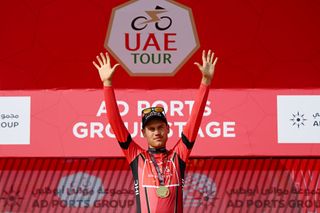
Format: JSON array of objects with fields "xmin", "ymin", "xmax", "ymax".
[{"xmin": 105, "ymin": 0, "xmax": 199, "ymax": 76}]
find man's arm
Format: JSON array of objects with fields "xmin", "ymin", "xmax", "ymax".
[
  {"xmin": 93, "ymin": 52, "xmax": 129, "ymax": 142},
  {"xmin": 93, "ymin": 52, "xmax": 144, "ymax": 161},
  {"xmin": 173, "ymin": 50, "xmax": 218, "ymax": 159},
  {"xmin": 183, "ymin": 50, "xmax": 218, "ymax": 142}
]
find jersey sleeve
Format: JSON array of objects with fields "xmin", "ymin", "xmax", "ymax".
[
  {"xmin": 104, "ymin": 86, "xmax": 143, "ymax": 162},
  {"xmin": 172, "ymin": 83, "xmax": 210, "ymax": 162}
]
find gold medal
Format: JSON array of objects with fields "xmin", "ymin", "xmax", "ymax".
[{"xmin": 156, "ymin": 186, "xmax": 170, "ymax": 198}]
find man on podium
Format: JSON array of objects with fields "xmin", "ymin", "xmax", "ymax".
[{"xmin": 93, "ymin": 50, "xmax": 218, "ymax": 212}]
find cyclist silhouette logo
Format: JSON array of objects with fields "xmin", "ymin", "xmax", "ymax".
[{"xmin": 131, "ymin": 6, "xmax": 172, "ymax": 31}]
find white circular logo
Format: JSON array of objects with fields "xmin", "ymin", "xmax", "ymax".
[
  {"xmin": 183, "ymin": 172, "xmax": 217, "ymax": 207},
  {"xmin": 57, "ymin": 172, "xmax": 104, "ymax": 207}
]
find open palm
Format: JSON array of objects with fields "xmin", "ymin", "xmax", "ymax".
[
  {"xmin": 93, "ymin": 52, "xmax": 119, "ymax": 85},
  {"xmin": 194, "ymin": 50, "xmax": 218, "ymax": 82}
]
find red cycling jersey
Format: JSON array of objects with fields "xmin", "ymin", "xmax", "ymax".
[{"xmin": 104, "ymin": 84, "xmax": 209, "ymax": 213}]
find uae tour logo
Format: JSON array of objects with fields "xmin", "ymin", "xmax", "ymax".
[{"xmin": 105, "ymin": 0, "xmax": 199, "ymax": 76}]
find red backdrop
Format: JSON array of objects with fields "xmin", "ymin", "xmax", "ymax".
[
  {"xmin": 0, "ymin": 0, "xmax": 320, "ymax": 90},
  {"xmin": 1, "ymin": 1, "xmax": 320, "ymax": 211}
]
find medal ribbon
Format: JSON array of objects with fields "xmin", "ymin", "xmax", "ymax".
[{"xmin": 148, "ymin": 151, "xmax": 168, "ymax": 186}]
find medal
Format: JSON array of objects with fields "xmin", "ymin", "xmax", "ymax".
[{"xmin": 156, "ymin": 186, "xmax": 170, "ymax": 198}]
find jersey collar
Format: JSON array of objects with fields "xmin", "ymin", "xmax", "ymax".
[{"xmin": 148, "ymin": 147, "xmax": 168, "ymax": 154}]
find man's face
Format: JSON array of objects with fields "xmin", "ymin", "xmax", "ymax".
[{"xmin": 142, "ymin": 119, "xmax": 169, "ymax": 149}]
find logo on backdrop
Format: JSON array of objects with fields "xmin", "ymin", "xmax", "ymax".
[
  {"xmin": 290, "ymin": 111, "xmax": 307, "ymax": 128},
  {"xmin": 105, "ymin": 0, "xmax": 199, "ymax": 76},
  {"xmin": 57, "ymin": 172, "xmax": 104, "ymax": 207},
  {"xmin": 277, "ymin": 96, "xmax": 320, "ymax": 143},
  {"xmin": 0, "ymin": 186, "xmax": 23, "ymax": 208},
  {"xmin": 0, "ymin": 97, "xmax": 30, "ymax": 145},
  {"xmin": 183, "ymin": 172, "xmax": 217, "ymax": 208}
]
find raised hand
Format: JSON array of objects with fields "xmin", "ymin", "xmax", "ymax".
[
  {"xmin": 93, "ymin": 52, "xmax": 119, "ymax": 86},
  {"xmin": 194, "ymin": 50, "xmax": 218, "ymax": 85}
]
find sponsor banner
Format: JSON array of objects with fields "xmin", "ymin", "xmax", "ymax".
[
  {"xmin": 0, "ymin": 159, "xmax": 135, "ymax": 212},
  {"xmin": 0, "ymin": 89, "xmax": 320, "ymax": 157},
  {"xmin": 1, "ymin": 158, "xmax": 320, "ymax": 212},
  {"xmin": 277, "ymin": 96, "xmax": 320, "ymax": 143},
  {"xmin": 0, "ymin": 97, "xmax": 30, "ymax": 145}
]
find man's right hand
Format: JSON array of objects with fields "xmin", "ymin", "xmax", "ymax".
[{"xmin": 93, "ymin": 52, "xmax": 119, "ymax": 86}]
